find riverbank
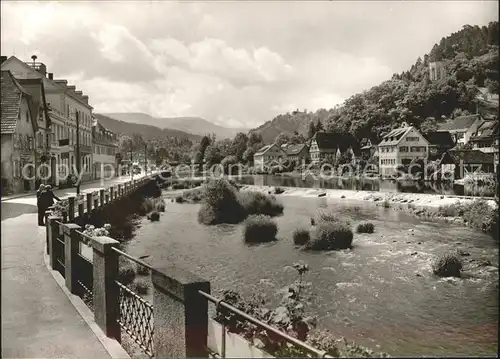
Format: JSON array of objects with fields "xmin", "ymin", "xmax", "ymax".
[{"xmin": 239, "ymin": 184, "xmax": 497, "ymax": 208}]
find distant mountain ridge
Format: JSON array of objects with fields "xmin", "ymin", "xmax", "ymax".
[
  {"xmin": 94, "ymin": 114, "xmax": 201, "ymax": 141},
  {"xmin": 100, "ymin": 112, "xmax": 248, "ymax": 139}
]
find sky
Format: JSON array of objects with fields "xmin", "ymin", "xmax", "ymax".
[{"xmin": 1, "ymin": 1, "xmax": 498, "ymax": 129}]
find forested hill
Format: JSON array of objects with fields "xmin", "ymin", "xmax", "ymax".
[{"xmin": 252, "ymin": 21, "xmax": 499, "ymax": 144}]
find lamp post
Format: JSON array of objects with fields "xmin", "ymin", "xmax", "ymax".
[{"xmin": 144, "ymin": 143, "xmax": 147, "ymax": 175}]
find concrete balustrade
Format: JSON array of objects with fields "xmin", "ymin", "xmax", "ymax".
[{"xmin": 152, "ymin": 265, "xmax": 210, "ymax": 357}]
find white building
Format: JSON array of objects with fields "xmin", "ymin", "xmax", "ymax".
[
  {"xmin": 253, "ymin": 144, "xmax": 286, "ymax": 169},
  {"xmin": 92, "ymin": 118, "xmax": 118, "ymax": 179},
  {"xmin": 378, "ymin": 122, "xmax": 430, "ymax": 177}
]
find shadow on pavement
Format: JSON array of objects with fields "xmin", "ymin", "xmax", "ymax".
[{"xmin": 1, "ymin": 202, "xmax": 37, "ymax": 221}]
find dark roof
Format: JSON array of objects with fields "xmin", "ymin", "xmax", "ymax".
[
  {"xmin": 448, "ymin": 149, "xmax": 494, "ymax": 164},
  {"xmin": 424, "ymin": 131, "xmax": 455, "ymax": 148},
  {"xmin": 1, "ymin": 70, "xmax": 29, "ymax": 134},
  {"xmin": 285, "ymin": 144, "xmax": 307, "ymax": 155},
  {"xmin": 470, "ymin": 120, "xmax": 498, "ymax": 141},
  {"xmin": 312, "ymin": 132, "xmax": 359, "ymax": 153},
  {"xmin": 437, "ymin": 115, "xmax": 480, "ymax": 131},
  {"xmin": 379, "ymin": 125, "xmax": 413, "ymax": 146},
  {"xmin": 429, "ymin": 151, "xmax": 455, "ymax": 165}
]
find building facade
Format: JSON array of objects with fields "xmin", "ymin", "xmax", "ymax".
[
  {"xmin": 437, "ymin": 114, "xmax": 483, "ymax": 146},
  {"xmin": 284, "ymin": 144, "xmax": 309, "ymax": 164},
  {"xmin": 92, "ymin": 118, "xmax": 119, "ymax": 179},
  {"xmin": 378, "ymin": 123, "xmax": 430, "ymax": 176},
  {"xmin": 429, "ymin": 61, "xmax": 446, "ymax": 81},
  {"xmin": 253, "ymin": 144, "xmax": 286, "ymax": 169},
  {"xmin": 1, "ymin": 55, "xmax": 94, "ymax": 184},
  {"xmin": 1, "ymin": 71, "xmax": 38, "ymax": 194},
  {"xmin": 309, "ymin": 132, "xmax": 359, "ymax": 164}
]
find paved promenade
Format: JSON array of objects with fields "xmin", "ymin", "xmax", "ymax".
[
  {"xmin": 0, "ymin": 174, "xmax": 154, "ymax": 357},
  {"xmin": 1, "ymin": 213, "xmax": 113, "ymax": 358}
]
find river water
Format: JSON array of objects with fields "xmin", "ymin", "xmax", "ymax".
[
  {"xmin": 236, "ymin": 174, "xmax": 497, "ymax": 197},
  {"xmin": 124, "ymin": 194, "xmax": 498, "ymax": 356}
]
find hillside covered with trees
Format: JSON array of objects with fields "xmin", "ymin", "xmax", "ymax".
[{"xmin": 252, "ymin": 21, "xmax": 499, "ymax": 144}]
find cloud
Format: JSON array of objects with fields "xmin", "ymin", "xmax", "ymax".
[{"xmin": 1, "ymin": 1, "xmax": 498, "ymax": 129}]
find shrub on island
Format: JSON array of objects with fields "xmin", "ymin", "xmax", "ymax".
[
  {"xmin": 356, "ymin": 222, "xmax": 375, "ymax": 234},
  {"xmin": 306, "ymin": 221, "xmax": 353, "ymax": 250},
  {"xmin": 432, "ymin": 252, "xmax": 463, "ymax": 277},
  {"xmin": 243, "ymin": 215, "xmax": 278, "ymax": 243},
  {"xmin": 197, "ymin": 179, "xmax": 283, "ymax": 225},
  {"xmin": 293, "ymin": 228, "xmax": 311, "ymax": 246},
  {"xmin": 238, "ymin": 191, "xmax": 284, "ymax": 217}
]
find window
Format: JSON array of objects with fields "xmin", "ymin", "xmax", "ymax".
[
  {"xmin": 406, "ymin": 136, "xmax": 419, "ymax": 141},
  {"xmin": 400, "ymin": 146, "xmax": 408, "ymax": 152}
]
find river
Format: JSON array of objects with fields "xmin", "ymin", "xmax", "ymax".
[
  {"xmin": 234, "ymin": 174, "xmax": 498, "ymax": 197},
  {"xmin": 122, "ymin": 192, "xmax": 498, "ymax": 356}
]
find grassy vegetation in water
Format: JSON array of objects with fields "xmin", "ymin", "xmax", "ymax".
[
  {"xmin": 243, "ymin": 215, "xmax": 278, "ymax": 243},
  {"xmin": 293, "ymin": 228, "xmax": 311, "ymax": 246},
  {"xmin": 356, "ymin": 222, "xmax": 375, "ymax": 234},
  {"xmin": 432, "ymin": 252, "xmax": 463, "ymax": 278}
]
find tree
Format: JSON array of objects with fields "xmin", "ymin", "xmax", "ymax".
[
  {"xmin": 315, "ymin": 121, "xmax": 324, "ymax": 133},
  {"xmin": 420, "ymin": 117, "xmax": 439, "ymax": 134},
  {"xmin": 307, "ymin": 121, "xmax": 316, "ymax": 139},
  {"xmin": 274, "ymin": 132, "xmax": 290, "ymax": 147},
  {"xmin": 204, "ymin": 144, "xmax": 222, "ymax": 167},
  {"xmin": 247, "ymin": 132, "xmax": 263, "ymax": 149},
  {"xmin": 242, "ymin": 148, "xmax": 255, "ymax": 165},
  {"xmin": 230, "ymin": 133, "xmax": 248, "ymax": 160},
  {"xmin": 485, "ymin": 78, "xmax": 499, "ymax": 94},
  {"xmin": 221, "ymin": 155, "xmax": 239, "ymax": 175}
]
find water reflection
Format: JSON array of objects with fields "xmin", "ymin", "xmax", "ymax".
[{"xmin": 239, "ymin": 175, "xmax": 496, "ymax": 197}]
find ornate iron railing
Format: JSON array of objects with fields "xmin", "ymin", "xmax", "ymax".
[
  {"xmin": 113, "ymin": 248, "xmax": 155, "ymax": 358},
  {"xmin": 198, "ymin": 291, "xmax": 334, "ymax": 358},
  {"xmin": 75, "ymin": 230, "xmax": 94, "ymax": 311},
  {"xmin": 116, "ymin": 281, "xmax": 154, "ymax": 357}
]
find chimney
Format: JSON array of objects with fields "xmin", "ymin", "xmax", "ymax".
[{"xmin": 48, "ymin": 73, "xmax": 53, "ymax": 80}]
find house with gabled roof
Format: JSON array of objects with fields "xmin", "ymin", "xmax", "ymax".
[
  {"xmin": 436, "ymin": 114, "xmax": 483, "ymax": 146},
  {"xmin": 253, "ymin": 143, "xmax": 286, "ymax": 169},
  {"xmin": 424, "ymin": 131, "xmax": 456, "ymax": 156},
  {"xmin": 1, "ymin": 70, "xmax": 39, "ymax": 194},
  {"xmin": 378, "ymin": 122, "xmax": 430, "ymax": 176},
  {"xmin": 285, "ymin": 143, "xmax": 309, "ymax": 164},
  {"xmin": 309, "ymin": 132, "xmax": 359, "ymax": 164}
]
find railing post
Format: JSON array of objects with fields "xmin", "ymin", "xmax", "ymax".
[
  {"xmin": 152, "ymin": 265, "xmax": 210, "ymax": 358},
  {"xmin": 45, "ymin": 209, "xmax": 52, "ymax": 254},
  {"xmin": 94, "ymin": 192, "xmax": 99, "ymax": 209},
  {"xmin": 86, "ymin": 193, "xmax": 93, "ymax": 214},
  {"xmin": 48, "ymin": 215, "xmax": 62, "ymax": 270},
  {"xmin": 92, "ymin": 236, "xmax": 121, "ymax": 341},
  {"xmin": 68, "ymin": 196, "xmax": 75, "ymax": 222},
  {"xmin": 64, "ymin": 223, "xmax": 82, "ymax": 294},
  {"xmin": 100, "ymin": 189, "xmax": 105, "ymax": 207},
  {"xmin": 110, "ymin": 187, "xmax": 114, "ymax": 202},
  {"xmin": 78, "ymin": 199, "xmax": 84, "ymax": 218},
  {"xmin": 117, "ymin": 184, "xmax": 122, "ymax": 198}
]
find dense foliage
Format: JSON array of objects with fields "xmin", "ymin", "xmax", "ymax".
[
  {"xmin": 432, "ymin": 252, "xmax": 463, "ymax": 278},
  {"xmin": 197, "ymin": 180, "xmax": 284, "ymax": 225},
  {"xmin": 243, "ymin": 215, "xmax": 278, "ymax": 243}
]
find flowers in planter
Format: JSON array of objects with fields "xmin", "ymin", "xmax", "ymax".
[
  {"xmin": 81, "ymin": 224, "xmax": 111, "ymax": 244},
  {"xmin": 50, "ymin": 200, "xmax": 69, "ymax": 218}
]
